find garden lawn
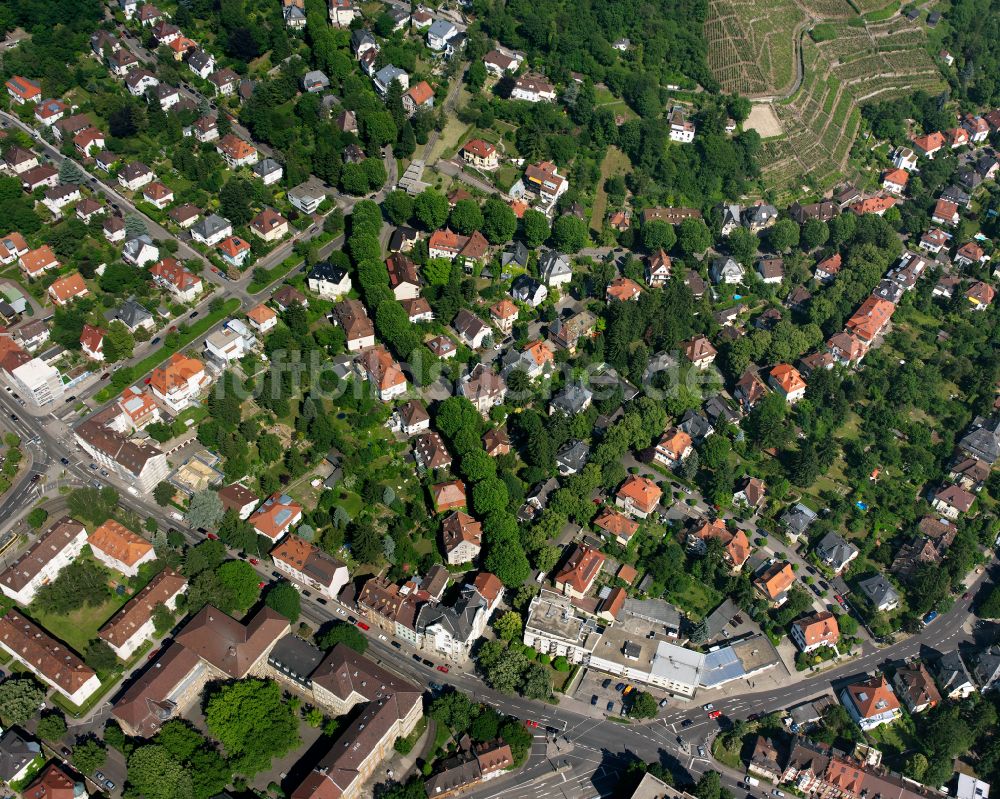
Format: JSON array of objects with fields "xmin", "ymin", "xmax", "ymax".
[
  {"xmin": 668, "ymin": 578, "xmax": 722, "ymax": 620},
  {"xmin": 589, "ymin": 146, "xmax": 632, "ymax": 231},
  {"xmin": 30, "ymin": 595, "xmax": 127, "ymax": 655}
]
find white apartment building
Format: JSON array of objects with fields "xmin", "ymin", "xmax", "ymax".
[
  {"xmin": 4, "ymin": 358, "xmax": 64, "ymax": 407},
  {"xmin": 0, "ymin": 518, "xmax": 88, "ymax": 605}
]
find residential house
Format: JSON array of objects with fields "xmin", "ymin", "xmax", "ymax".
[
  {"xmin": 757, "ymin": 256, "xmax": 785, "ymax": 284},
  {"xmin": 932, "ymin": 198, "xmax": 960, "ymax": 226},
  {"xmin": 305, "ymin": 261, "xmax": 351, "ymax": 301},
  {"xmin": 302, "ymin": 70, "xmax": 330, "ymax": 93},
  {"xmin": 331, "ymin": 299, "xmax": 374, "ymax": 350},
  {"xmin": 511, "ymin": 73, "xmax": 555, "ymax": 103},
  {"xmin": 373, "ymin": 64, "xmax": 409, "ymax": 97},
  {"xmin": 150, "ymin": 257, "xmax": 202, "ymax": 302},
  {"xmin": 5, "ymin": 76, "xmax": 41, "ymax": 105},
  {"xmin": 489, "ymin": 299, "xmax": 518, "ymax": 336},
  {"xmin": 956, "ymin": 241, "xmax": 988, "ymax": 268},
  {"xmin": 733, "ymin": 476, "xmax": 766, "ymax": 512},
  {"xmin": 73, "ymin": 127, "xmax": 105, "ymax": 157},
  {"xmin": 769, "ymin": 364, "xmax": 807, "ymax": 404},
  {"xmin": 357, "ymin": 346, "xmax": 407, "ymax": 401},
  {"xmin": 932, "ymin": 650, "xmax": 977, "ymax": 700},
  {"xmin": 462, "ymin": 139, "xmax": 498, "ymax": 169},
  {"xmin": 385, "ymin": 253, "xmax": 420, "ymax": 300},
  {"xmin": 653, "ymin": 427, "xmax": 693, "ymax": 469},
  {"xmin": 846, "ymin": 296, "xmax": 895, "ymax": 345},
  {"xmin": 734, "ymin": 369, "xmax": 769, "ymax": 412},
  {"xmin": 98, "ymin": 567, "xmax": 186, "ymax": 659},
  {"xmin": 615, "ymin": 475, "xmax": 662, "ymax": 519},
  {"xmin": 483, "ymin": 48, "xmax": 522, "ymax": 75},
  {"xmin": 892, "ymin": 147, "xmax": 919, "ymax": 171},
  {"xmin": 125, "ymin": 68, "xmax": 159, "ymax": 97},
  {"xmin": 0, "ymin": 609, "xmax": 100, "ymax": 705},
  {"xmin": 246, "ymin": 303, "xmax": 278, "ymax": 334},
  {"xmin": 0, "ymin": 730, "xmax": 42, "ymax": 785},
  {"xmin": 913, "ymin": 131, "xmax": 946, "ymax": 158},
  {"xmin": 554, "ymin": 545, "xmax": 605, "ymax": 599},
  {"xmin": 191, "ymin": 213, "xmax": 233, "ymax": 246},
  {"xmin": 932, "ymin": 484, "xmax": 976, "ymax": 518},
  {"xmin": 840, "ymin": 674, "xmax": 901, "ymax": 730},
  {"xmin": 328, "ymin": 0, "xmax": 356, "ymax": 25},
  {"xmin": 510, "ymin": 274, "xmax": 547, "ymax": 307},
  {"xmin": 549, "ymin": 384, "xmax": 592, "ymax": 415},
  {"xmin": 607, "ymin": 276, "xmax": 643, "ymax": 302},
  {"xmin": 80, "ymin": 324, "xmax": 105, "ymax": 361},
  {"xmin": 688, "ymin": 518, "xmax": 752, "ymax": 570},
  {"xmin": 114, "ymin": 385, "xmax": 160, "ymax": 431},
  {"xmin": 683, "ymin": 334, "xmax": 717, "ymax": 370},
  {"xmin": 556, "ymin": 439, "xmax": 589, "ymax": 476},
  {"xmin": 208, "ymin": 68, "xmax": 240, "ymax": 96},
  {"xmin": 139, "ymin": 181, "xmax": 174, "ymax": 212},
  {"xmin": 539, "ymin": 250, "xmax": 573, "ymax": 287},
  {"xmin": 791, "ymin": 611, "xmax": 840, "ymax": 653},
  {"xmin": 217, "ymin": 483, "xmax": 260, "ymax": 520},
  {"xmin": 0, "ymin": 517, "xmax": 87, "ymax": 605},
  {"xmin": 966, "ymin": 281, "xmax": 996, "ymax": 310},
  {"xmin": 3, "ymin": 146, "xmax": 39, "ymax": 174},
  {"xmin": 187, "ymin": 48, "xmax": 215, "ymax": 79},
  {"xmin": 402, "ymin": 81, "xmax": 434, "ymax": 115},
  {"xmin": 391, "ymin": 399, "xmax": 430, "ymax": 436},
  {"xmin": 815, "ymin": 532, "xmax": 859, "ymax": 574},
  {"xmin": 744, "ymin": 203, "xmax": 779, "ymax": 233},
  {"xmin": 149, "ymin": 352, "xmax": 210, "ymax": 412},
  {"xmin": 548, "ymin": 311, "xmax": 596, "ymax": 354},
  {"xmin": 249, "ymin": 492, "xmax": 303, "ymax": 542},
  {"xmin": 412, "ymin": 431, "xmax": 452, "ymax": 471},
  {"xmin": 48, "ymin": 273, "xmax": 89, "ymax": 306},
  {"xmin": 973, "ymin": 645, "xmax": 1000, "ymax": 692},
  {"xmin": 18, "ymin": 246, "xmax": 59, "ymax": 281},
  {"xmin": 76, "ymin": 198, "xmax": 104, "ymax": 222},
  {"xmin": 710, "ymin": 256, "xmax": 744, "ymax": 285},
  {"xmin": 781, "ymin": 503, "xmax": 817, "ymax": 542},
  {"xmin": 646, "ymin": 250, "xmax": 672, "ymax": 286},
  {"xmin": 459, "ymin": 363, "xmax": 506, "ymax": 416},
  {"xmin": 252, "ymin": 158, "xmax": 283, "ymax": 185},
  {"xmin": 668, "ymin": 106, "xmax": 696, "ymax": 143},
  {"xmin": 442, "ymin": 511, "xmax": 482, "ymax": 565},
  {"xmin": 849, "ymin": 195, "xmax": 898, "ymax": 216},
  {"xmin": 217, "ymin": 235, "xmax": 251, "ymax": 268},
  {"xmin": 523, "ymin": 161, "xmax": 568, "ymax": 211},
  {"xmin": 453, "ymin": 308, "xmax": 491, "ymax": 349},
  {"xmin": 0, "ymin": 232, "xmax": 28, "ymax": 265},
  {"xmin": 400, "ymin": 297, "xmax": 433, "ymax": 323},
  {"xmin": 431, "ymin": 480, "xmax": 467, "ymax": 513},
  {"xmin": 271, "ymin": 535, "xmax": 349, "ymax": 599},
  {"xmin": 122, "ymin": 235, "xmax": 159, "ymax": 267},
  {"xmin": 42, "ymin": 184, "xmax": 81, "ymax": 215},
  {"xmin": 755, "ymin": 561, "xmax": 796, "ymax": 605},
  {"xmin": 858, "ymin": 574, "xmax": 900, "ymax": 612},
  {"xmin": 19, "ymin": 164, "xmax": 58, "ymax": 192},
  {"xmin": 216, "ymin": 134, "xmax": 258, "ymax": 168},
  {"xmin": 593, "ymin": 508, "xmax": 640, "ymax": 546},
  {"xmin": 250, "ymin": 208, "xmax": 288, "ymax": 242},
  {"xmin": 74, "ymin": 406, "xmax": 168, "ymax": 491},
  {"xmin": 882, "ymin": 168, "xmax": 909, "ymax": 195},
  {"xmin": 893, "ymin": 661, "xmax": 941, "ymax": 713}
]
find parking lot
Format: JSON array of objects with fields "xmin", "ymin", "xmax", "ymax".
[{"xmin": 573, "ymin": 668, "xmax": 671, "ymax": 718}]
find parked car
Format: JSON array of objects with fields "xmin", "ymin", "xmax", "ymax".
[
  {"xmin": 606, "ymin": 701, "xmax": 615, "ymax": 712},
  {"xmin": 591, "ymin": 695, "xmax": 599, "ymax": 705},
  {"xmin": 702, "ymin": 703, "xmax": 715, "ymax": 711},
  {"xmin": 391, "ymin": 641, "xmax": 401, "ymax": 649},
  {"xmin": 681, "ymin": 719, "xmax": 694, "ymax": 728}
]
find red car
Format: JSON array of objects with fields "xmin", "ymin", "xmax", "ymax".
[
  {"xmin": 147, "ymin": 649, "xmax": 160, "ymax": 660},
  {"xmin": 708, "ymin": 710, "xmax": 722, "ymax": 720},
  {"xmin": 436, "ymin": 665, "xmax": 449, "ymax": 673},
  {"xmin": 144, "ymin": 377, "xmax": 152, "ymax": 384},
  {"xmin": 206, "ymin": 533, "xmax": 219, "ymax": 540},
  {"xmin": 248, "ymin": 558, "xmax": 259, "ymax": 565},
  {"xmin": 257, "ymin": 581, "xmax": 266, "ymax": 589},
  {"xmin": 356, "ymin": 621, "xmax": 370, "ymax": 631},
  {"xmin": 523, "ymin": 720, "xmax": 539, "ymax": 729}
]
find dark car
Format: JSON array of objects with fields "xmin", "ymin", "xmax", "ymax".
[
  {"xmin": 421, "ymin": 658, "xmax": 434, "ymax": 667},
  {"xmin": 65, "ymin": 395, "xmax": 77, "ymax": 403},
  {"xmin": 601, "ymin": 679, "xmax": 612, "ymax": 689},
  {"xmin": 606, "ymin": 701, "xmax": 615, "ymax": 712},
  {"xmin": 591, "ymin": 695, "xmax": 599, "ymax": 705},
  {"xmin": 317, "ymin": 597, "xmax": 328, "ymax": 605},
  {"xmin": 412, "ymin": 653, "xmax": 421, "ymax": 662},
  {"xmin": 681, "ymin": 718, "xmax": 694, "ymax": 728},
  {"xmin": 391, "ymin": 641, "xmax": 401, "ymax": 649},
  {"xmin": 60, "ymin": 457, "xmax": 69, "ymax": 465},
  {"xmin": 60, "ymin": 747, "xmax": 71, "ymax": 757},
  {"xmin": 30, "ymin": 474, "xmax": 40, "ymax": 482},
  {"xmin": 348, "ymin": 615, "xmax": 357, "ymax": 624},
  {"xmin": 151, "ymin": 337, "xmax": 161, "ymax": 345},
  {"xmin": 615, "ymin": 682, "xmax": 626, "ymax": 691}
]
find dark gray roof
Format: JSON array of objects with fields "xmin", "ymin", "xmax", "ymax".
[
  {"xmin": 815, "ymin": 532, "xmax": 858, "ymax": 571},
  {"xmin": 389, "ymin": 226, "xmax": 418, "ymax": 252},
  {"xmin": 114, "ymin": 298, "xmax": 154, "ymax": 329},
  {"xmin": 351, "ymin": 28, "xmax": 376, "ymax": 50},
  {"xmin": 781, "ymin": 503, "xmax": 817, "ymax": 535},
  {"xmin": 556, "ymin": 439, "xmax": 589, "ymax": 472},
  {"xmin": 308, "ymin": 261, "xmax": 348, "ymax": 285},
  {"xmin": 959, "ymin": 417, "xmax": 1000, "ymax": 464},
  {"xmin": 679, "ymin": 409, "xmax": 714, "ymax": 442},
  {"xmin": 415, "ymin": 585, "xmax": 485, "ymax": 641},
  {"xmin": 933, "ymin": 650, "xmax": 974, "ymax": 695},
  {"xmin": 511, "ymin": 274, "xmax": 545, "ymax": 301},
  {"xmin": 502, "ymin": 241, "xmax": 529, "ymax": 268},
  {"xmin": 252, "ymin": 158, "xmax": 282, "ymax": 177},
  {"xmin": 858, "ymin": 574, "xmax": 899, "ymax": 608},
  {"xmin": 550, "ymin": 384, "xmax": 592, "ymax": 414},
  {"xmin": 704, "ymin": 394, "xmax": 741, "ymax": 425},
  {"xmin": 0, "ymin": 729, "xmax": 41, "ymax": 781},
  {"xmin": 974, "ymin": 645, "xmax": 1000, "ymax": 689},
  {"xmin": 267, "ymin": 635, "xmax": 324, "ymax": 687},
  {"xmin": 192, "ymin": 213, "xmax": 231, "ymax": 239}
]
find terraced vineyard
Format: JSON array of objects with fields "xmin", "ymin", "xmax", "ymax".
[
  {"xmin": 706, "ymin": 1, "xmax": 945, "ymax": 191},
  {"xmin": 705, "ymin": 0, "xmax": 805, "ymax": 96}
]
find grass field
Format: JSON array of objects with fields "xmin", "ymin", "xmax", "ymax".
[
  {"xmin": 589, "ymin": 147, "xmax": 631, "ymax": 232},
  {"xmin": 30, "ymin": 595, "xmax": 126, "ymax": 655}
]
